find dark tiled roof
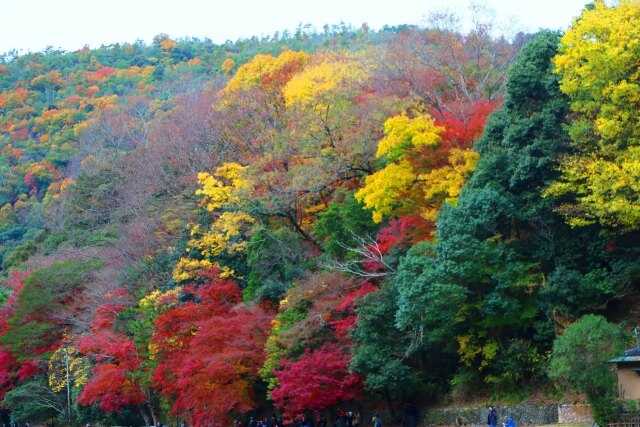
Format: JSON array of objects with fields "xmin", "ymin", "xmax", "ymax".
[
  {"xmin": 623, "ymin": 348, "xmax": 640, "ymax": 357},
  {"xmin": 608, "ymin": 347, "xmax": 640, "ymax": 363}
]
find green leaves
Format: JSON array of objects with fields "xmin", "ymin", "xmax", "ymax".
[
  {"xmin": 549, "ymin": 314, "xmax": 627, "ymax": 423},
  {"xmin": 351, "ymin": 285, "xmax": 421, "ymax": 396},
  {"xmin": 1, "ymin": 259, "xmax": 101, "ymax": 361},
  {"xmin": 313, "ymin": 189, "xmax": 378, "ymax": 259}
]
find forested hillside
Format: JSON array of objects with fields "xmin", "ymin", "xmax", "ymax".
[{"xmin": 1, "ymin": 2, "xmax": 639, "ymax": 426}]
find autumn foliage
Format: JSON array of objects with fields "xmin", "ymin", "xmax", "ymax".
[
  {"xmin": 77, "ymin": 302, "xmax": 147, "ymax": 413},
  {"xmin": 271, "ymin": 343, "xmax": 364, "ymax": 416},
  {"xmin": 5, "ymin": 7, "xmax": 631, "ymax": 426},
  {"xmin": 152, "ymin": 271, "xmax": 272, "ymax": 425}
]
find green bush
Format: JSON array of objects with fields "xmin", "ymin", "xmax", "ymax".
[{"xmin": 548, "ymin": 314, "xmax": 627, "ymax": 424}]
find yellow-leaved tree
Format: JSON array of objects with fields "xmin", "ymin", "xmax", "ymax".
[
  {"xmin": 283, "ymin": 53, "xmax": 368, "ymax": 109},
  {"xmin": 48, "ymin": 345, "xmax": 90, "ymax": 392},
  {"xmin": 355, "ymin": 113, "xmax": 479, "ymax": 223},
  {"xmin": 173, "ymin": 163, "xmax": 255, "ymax": 281},
  {"xmin": 546, "ymin": 0, "xmax": 640, "ymax": 229},
  {"xmin": 220, "ymin": 50, "xmax": 309, "ymax": 102}
]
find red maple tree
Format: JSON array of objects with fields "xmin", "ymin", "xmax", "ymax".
[
  {"xmin": 0, "ymin": 270, "xmax": 33, "ymax": 400},
  {"xmin": 270, "ymin": 343, "xmax": 364, "ymax": 416},
  {"xmin": 152, "ymin": 272, "xmax": 273, "ymax": 426},
  {"xmin": 77, "ymin": 299, "xmax": 149, "ymax": 413}
]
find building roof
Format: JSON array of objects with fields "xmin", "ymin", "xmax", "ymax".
[{"xmin": 608, "ymin": 347, "xmax": 640, "ymax": 363}]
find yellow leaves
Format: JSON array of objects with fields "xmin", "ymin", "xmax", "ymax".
[
  {"xmin": 139, "ymin": 290, "xmax": 162, "ymax": 308},
  {"xmin": 419, "ymin": 149, "xmax": 479, "ymax": 220},
  {"xmin": 549, "ymin": 1, "xmax": 640, "ymax": 229},
  {"xmin": 355, "ymin": 112, "xmax": 473, "ymax": 224},
  {"xmin": 187, "ymin": 211, "xmax": 256, "ymax": 257},
  {"xmin": 43, "ymin": 177, "xmax": 75, "ymax": 204},
  {"xmin": 355, "ymin": 161, "xmax": 416, "ymax": 223},
  {"xmin": 48, "ymin": 345, "xmax": 90, "ymax": 393},
  {"xmin": 173, "ymin": 162, "xmax": 255, "ymax": 281},
  {"xmin": 355, "ymin": 149, "xmax": 480, "ymax": 223},
  {"xmin": 456, "ymin": 334, "xmax": 499, "ymax": 370},
  {"xmin": 221, "ymin": 58, "xmax": 235, "ymax": 75},
  {"xmin": 221, "ymin": 50, "xmax": 309, "ymax": 94},
  {"xmin": 92, "ymin": 95, "xmax": 119, "ymax": 109},
  {"xmin": 545, "ymin": 149, "xmax": 640, "ymax": 229},
  {"xmin": 172, "ymin": 257, "xmax": 212, "ymax": 282},
  {"xmin": 160, "ymin": 38, "xmax": 177, "ymax": 51},
  {"xmin": 30, "ymin": 70, "xmax": 64, "ymax": 91},
  {"xmin": 196, "ymin": 173, "xmax": 232, "ymax": 211},
  {"xmin": 555, "ymin": 0, "xmax": 640, "ymax": 126},
  {"xmin": 196, "ymin": 163, "xmax": 251, "ymax": 211},
  {"xmin": 139, "ymin": 287, "xmax": 183, "ymax": 309},
  {"xmin": 376, "ymin": 114, "xmax": 444, "ymax": 160},
  {"xmin": 283, "ymin": 55, "xmax": 368, "ymax": 108},
  {"xmin": 172, "ymin": 258, "xmax": 235, "ymax": 282}
]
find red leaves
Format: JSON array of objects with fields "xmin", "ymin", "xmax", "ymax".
[
  {"xmin": 77, "ymin": 332, "xmax": 145, "ymax": 412},
  {"xmin": 437, "ymin": 100, "xmax": 496, "ymax": 149},
  {"xmin": 77, "ymin": 298, "xmax": 145, "ymax": 413},
  {"xmin": 0, "ymin": 270, "xmax": 32, "ymax": 400},
  {"xmin": 96, "ymin": 67, "xmax": 116, "ymax": 79},
  {"xmin": 11, "ymin": 127, "xmax": 29, "ymax": 142},
  {"xmin": 77, "ymin": 360, "xmax": 146, "ymax": 412},
  {"xmin": 23, "ymin": 173, "xmax": 35, "ymax": 189},
  {"xmin": 270, "ymin": 343, "xmax": 364, "ymax": 416},
  {"xmin": 15, "ymin": 360, "xmax": 41, "ymax": 381},
  {"xmin": 0, "ymin": 350, "xmax": 18, "ymax": 399},
  {"xmin": 331, "ymin": 283, "xmax": 377, "ymax": 338},
  {"xmin": 376, "ymin": 215, "xmax": 432, "ymax": 255},
  {"xmin": 91, "ymin": 303, "xmax": 126, "ymax": 332},
  {"xmin": 151, "ymin": 274, "xmax": 272, "ymax": 425},
  {"xmin": 269, "ymin": 278, "xmax": 372, "ymax": 415}
]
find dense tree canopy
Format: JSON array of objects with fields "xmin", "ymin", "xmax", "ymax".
[{"xmin": 0, "ymin": 5, "xmax": 638, "ymax": 426}]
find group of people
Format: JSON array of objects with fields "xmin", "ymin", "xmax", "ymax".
[
  {"xmin": 487, "ymin": 406, "xmax": 515, "ymax": 427},
  {"xmin": 244, "ymin": 410, "xmax": 366, "ymax": 427},
  {"xmin": 0, "ymin": 405, "xmax": 511, "ymax": 427},
  {"xmin": 336, "ymin": 410, "xmax": 362, "ymax": 427},
  {"xmin": 246, "ymin": 415, "xmax": 286, "ymax": 427},
  {"xmin": 239, "ymin": 405, "xmax": 422, "ymax": 427}
]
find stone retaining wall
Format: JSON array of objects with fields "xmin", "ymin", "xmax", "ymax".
[
  {"xmin": 557, "ymin": 404, "xmax": 593, "ymax": 424},
  {"xmin": 422, "ymin": 404, "xmax": 588, "ymax": 426},
  {"xmin": 318, "ymin": 403, "xmax": 592, "ymax": 427}
]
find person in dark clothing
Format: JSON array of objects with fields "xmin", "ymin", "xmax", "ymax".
[
  {"xmin": 404, "ymin": 403, "xmax": 417, "ymax": 427},
  {"xmin": 250, "ymin": 417, "xmax": 257, "ymax": 427},
  {"xmin": 487, "ymin": 407, "xmax": 498, "ymax": 427}
]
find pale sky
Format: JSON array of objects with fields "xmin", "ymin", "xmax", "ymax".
[{"xmin": 0, "ymin": 0, "xmax": 589, "ymax": 55}]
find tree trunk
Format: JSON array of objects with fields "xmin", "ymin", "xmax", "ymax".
[
  {"xmin": 138, "ymin": 405, "xmax": 151, "ymax": 427},
  {"xmin": 384, "ymin": 390, "xmax": 397, "ymax": 420},
  {"xmin": 148, "ymin": 402, "xmax": 158, "ymax": 426}
]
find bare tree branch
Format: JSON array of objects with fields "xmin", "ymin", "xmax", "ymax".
[{"xmin": 322, "ymin": 231, "xmax": 395, "ymax": 278}]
